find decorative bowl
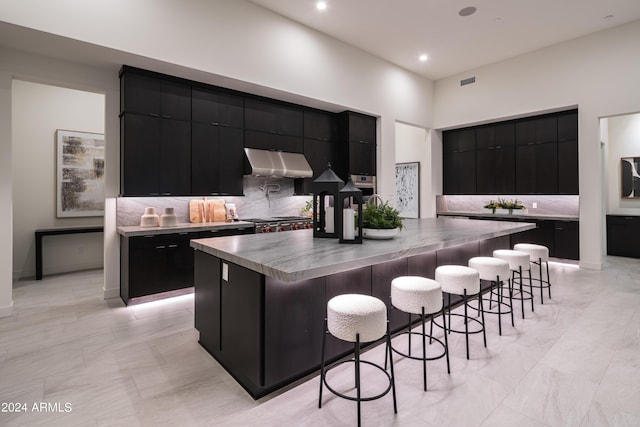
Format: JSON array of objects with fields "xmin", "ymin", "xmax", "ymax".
[{"xmin": 362, "ymin": 227, "xmax": 399, "ymax": 240}]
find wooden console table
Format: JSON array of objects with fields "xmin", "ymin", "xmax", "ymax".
[{"xmin": 35, "ymin": 226, "xmax": 104, "ymax": 280}]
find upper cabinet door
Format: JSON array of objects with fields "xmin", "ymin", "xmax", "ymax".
[
  {"xmin": 192, "ymin": 88, "xmax": 244, "ymax": 127},
  {"xmin": 121, "ymin": 72, "xmax": 160, "ymax": 116},
  {"xmin": 121, "ymin": 71, "xmax": 190, "ymax": 121},
  {"xmin": 557, "ymin": 111, "xmax": 578, "ymax": 141}
]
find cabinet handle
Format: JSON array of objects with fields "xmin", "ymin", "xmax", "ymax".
[
  {"xmin": 625, "ymin": 217, "xmax": 634, "ymax": 220},
  {"xmin": 149, "ymin": 113, "xmax": 159, "ymax": 117},
  {"xmin": 210, "ymin": 122, "xmax": 219, "ymax": 126},
  {"xmin": 179, "ymin": 232, "xmax": 189, "ymax": 235},
  {"xmin": 168, "ymin": 244, "xmax": 178, "ymax": 248},
  {"xmin": 161, "ymin": 192, "xmax": 171, "ymax": 196},
  {"xmin": 161, "ymin": 115, "xmax": 171, "ymax": 119},
  {"xmin": 495, "ymin": 145, "xmax": 502, "ymax": 149},
  {"xmin": 155, "ymin": 245, "xmax": 166, "ymax": 249}
]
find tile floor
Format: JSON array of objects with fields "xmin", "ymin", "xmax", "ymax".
[{"xmin": 1, "ymin": 256, "xmax": 639, "ymax": 426}]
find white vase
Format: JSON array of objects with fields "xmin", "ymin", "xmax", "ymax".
[
  {"xmin": 160, "ymin": 207, "xmax": 178, "ymax": 227},
  {"xmin": 362, "ymin": 227, "xmax": 399, "ymax": 240},
  {"xmin": 140, "ymin": 207, "xmax": 160, "ymax": 227}
]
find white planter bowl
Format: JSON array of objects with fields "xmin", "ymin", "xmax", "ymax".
[{"xmin": 362, "ymin": 227, "xmax": 399, "ymax": 240}]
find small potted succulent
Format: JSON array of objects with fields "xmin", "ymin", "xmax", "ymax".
[
  {"xmin": 487, "ymin": 198, "xmax": 526, "ymax": 214},
  {"xmin": 483, "ymin": 200, "xmax": 499, "ymax": 214},
  {"xmin": 361, "ymin": 195, "xmax": 404, "ymax": 239}
]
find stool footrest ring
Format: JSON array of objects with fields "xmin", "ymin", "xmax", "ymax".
[
  {"xmin": 391, "ymin": 331, "xmax": 447, "ymax": 362},
  {"xmin": 432, "ymin": 312, "xmax": 485, "ymax": 335},
  {"xmin": 322, "ymin": 359, "xmax": 393, "ymax": 403}
]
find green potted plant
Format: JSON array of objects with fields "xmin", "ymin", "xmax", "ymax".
[
  {"xmin": 361, "ymin": 195, "xmax": 404, "ymax": 239},
  {"xmin": 483, "ymin": 200, "xmax": 499, "ymax": 213},
  {"xmin": 493, "ymin": 198, "xmax": 526, "ymax": 214},
  {"xmin": 300, "ymin": 199, "xmax": 314, "ymax": 218}
]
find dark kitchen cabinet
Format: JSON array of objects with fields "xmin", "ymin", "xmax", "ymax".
[
  {"xmin": 194, "ymin": 251, "xmax": 221, "ymax": 356},
  {"xmin": 121, "ymin": 114, "xmax": 191, "ymax": 196},
  {"xmin": 509, "ymin": 219, "xmax": 555, "ymax": 255},
  {"xmin": 557, "ymin": 111, "xmax": 579, "ymax": 194},
  {"xmin": 244, "ymin": 130, "xmax": 303, "ymax": 153},
  {"xmin": 607, "ymin": 215, "xmax": 640, "ymax": 258},
  {"xmin": 554, "ymin": 220, "xmax": 579, "ymax": 260},
  {"xmin": 245, "ymin": 98, "xmax": 303, "ymax": 136},
  {"xmin": 264, "ymin": 276, "xmax": 325, "ymax": 386},
  {"xmin": 192, "ymin": 87, "xmax": 243, "ymax": 127},
  {"xmin": 475, "ymin": 123, "xmax": 515, "ymax": 194},
  {"xmin": 120, "ymin": 69, "xmax": 190, "ymax": 121},
  {"xmin": 294, "ymin": 138, "xmax": 342, "ymax": 194},
  {"xmin": 515, "ymin": 116, "xmax": 558, "ymax": 194},
  {"xmin": 120, "ymin": 232, "xmax": 197, "ymax": 304},
  {"xmin": 192, "ymin": 123, "xmax": 244, "ymax": 195},
  {"xmin": 443, "ymin": 128, "xmax": 476, "ymax": 194},
  {"xmin": 304, "ymin": 110, "xmax": 336, "ymax": 141},
  {"xmin": 338, "ymin": 111, "xmax": 376, "ymax": 177}
]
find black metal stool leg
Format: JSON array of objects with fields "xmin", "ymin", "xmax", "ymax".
[
  {"xmin": 546, "ymin": 260, "xmax": 551, "ymax": 298},
  {"xmin": 538, "ymin": 258, "xmax": 545, "ymax": 304},
  {"xmin": 421, "ymin": 307, "xmax": 427, "ymax": 391},
  {"xmin": 478, "ymin": 289, "xmax": 487, "ymax": 347},
  {"xmin": 441, "ymin": 299, "xmax": 450, "ymax": 373},
  {"xmin": 516, "ymin": 268, "xmax": 525, "ymax": 319},
  {"xmin": 508, "ymin": 278, "xmax": 515, "ymax": 327},
  {"xmin": 386, "ymin": 322, "xmax": 398, "ymax": 414},
  {"xmin": 463, "ymin": 289, "xmax": 470, "ymax": 360},
  {"xmin": 318, "ymin": 319, "xmax": 327, "ymax": 408},
  {"xmin": 495, "ymin": 277, "xmax": 502, "ymax": 336},
  {"xmin": 355, "ymin": 334, "xmax": 361, "ymax": 427},
  {"xmin": 528, "ymin": 268, "xmax": 535, "ymax": 312}
]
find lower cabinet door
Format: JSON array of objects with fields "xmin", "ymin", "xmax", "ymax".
[
  {"xmin": 264, "ymin": 276, "xmax": 325, "ymax": 386},
  {"xmin": 194, "ymin": 251, "xmax": 221, "ymax": 355}
]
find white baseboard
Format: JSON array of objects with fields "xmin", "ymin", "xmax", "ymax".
[
  {"xmin": 579, "ymin": 260, "xmax": 603, "ymax": 270},
  {"xmin": 0, "ymin": 301, "xmax": 14, "ymax": 318},
  {"xmin": 103, "ymin": 287, "xmax": 120, "ymax": 300}
]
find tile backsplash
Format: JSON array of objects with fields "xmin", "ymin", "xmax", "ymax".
[{"xmin": 117, "ymin": 177, "xmax": 312, "ymax": 226}]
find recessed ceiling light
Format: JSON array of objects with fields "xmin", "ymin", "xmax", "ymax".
[
  {"xmin": 459, "ymin": 6, "xmax": 477, "ymax": 17},
  {"xmin": 316, "ymin": 1, "xmax": 327, "ymax": 11},
  {"xmin": 419, "ymin": 54, "xmax": 428, "ymax": 62}
]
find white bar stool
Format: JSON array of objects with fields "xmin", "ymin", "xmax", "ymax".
[
  {"xmin": 388, "ymin": 276, "xmax": 450, "ymax": 391},
  {"xmin": 514, "ymin": 243, "xmax": 551, "ymax": 304},
  {"xmin": 493, "ymin": 249, "xmax": 534, "ymax": 318},
  {"xmin": 319, "ymin": 294, "xmax": 397, "ymax": 427},
  {"xmin": 468, "ymin": 257, "xmax": 513, "ymax": 335},
  {"xmin": 434, "ymin": 265, "xmax": 485, "ymax": 360}
]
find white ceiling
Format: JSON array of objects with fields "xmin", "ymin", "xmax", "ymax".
[{"xmin": 249, "ymin": 0, "xmax": 640, "ymax": 80}]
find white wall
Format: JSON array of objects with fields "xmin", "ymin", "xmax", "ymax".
[
  {"xmin": 12, "ymin": 80, "xmax": 105, "ymax": 278},
  {"xmin": 434, "ymin": 19, "xmax": 640, "ymax": 270},
  {"xmin": 0, "ymin": 71, "xmax": 13, "ymax": 317},
  {"xmin": 606, "ymin": 113, "xmax": 640, "ymax": 214},
  {"xmin": 395, "ymin": 122, "xmax": 435, "ymax": 217}
]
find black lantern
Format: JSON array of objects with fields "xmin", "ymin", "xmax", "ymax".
[
  {"xmin": 338, "ymin": 178, "xmax": 363, "ymax": 244},
  {"xmin": 312, "ymin": 163, "xmax": 344, "ymax": 239}
]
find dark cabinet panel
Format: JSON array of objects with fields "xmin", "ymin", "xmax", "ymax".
[
  {"xmin": 244, "ymin": 130, "xmax": 303, "ymax": 153},
  {"xmin": 121, "ymin": 114, "xmax": 160, "ymax": 196},
  {"xmin": 245, "ymin": 98, "xmax": 303, "ymax": 136},
  {"xmin": 607, "ymin": 215, "xmax": 640, "ymax": 258},
  {"xmin": 191, "ymin": 122, "xmax": 220, "ymax": 195},
  {"xmin": 192, "ymin": 124, "xmax": 244, "ymax": 195},
  {"xmin": 159, "ymin": 119, "xmax": 191, "ymax": 195},
  {"xmin": 194, "ymin": 251, "xmax": 221, "ymax": 356},
  {"xmin": 121, "ymin": 113, "xmax": 190, "ymax": 196},
  {"xmin": 554, "ymin": 220, "xmax": 579, "ymax": 260},
  {"xmin": 510, "ymin": 220, "xmax": 555, "ymax": 255},
  {"xmin": 535, "ymin": 142, "xmax": 558, "ymax": 194},
  {"xmin": 475, "ymin": 123, "xmax": 515, "ymax": 194},
  {"xmin": 304, "ymin": 110, "xmax": 335, "ymax": 141},
  {"xmin": 443, "ymin": 128, "xmax": 476, "ymax": 194},
  {"xmin": 436, "ymin": 241, "xmax": 479, "ymax": 266},
  {"xmin": 192, "ymin": 88, "xmax": 243, "ymax": 128},
  {"xmin": 535, "ymin": 116, "xmax": 557, "ymax": 144},
  {"xmin": 218, "ymin": 127, "xmax": 245, "ymax": 195},
  {"xmin": 558, "ymin": 139, "xmax": 579, "ymax": 194},
  {"xmin": 121, "ymin": 71, "xmax": 190, "ymax": 121},
  {"xmin": 558, "ymin": 111, "xmax": 578, "ymax": 141},
  {"xmin": 295, "ymin": 138, "xmax": 343, "ymax": 194},
  {"xmin": 220, "ymin": 262, "xmax": 263, "ymax": 387},
  {"xmin": 349, "ymin": 140, "xmax": 376, "ymax": 176},
  {"xmin": 264, "ymin": 277, "xmax": 325, "ymax": 386},
  {"xmin": 121, "ymin": 232, "xmax": 197, "ymax": 303},
  {"xmin": 407, "ymin": 252, "xmax": 437, "ymax": 279},
  {"xmin": 516, "ymin": 120, "xmax": 536, "ymax": 145}
]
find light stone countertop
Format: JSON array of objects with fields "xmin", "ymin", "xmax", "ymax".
[
  {"xmin": 117, "ymin": 221, "xmax": 255, "ymax": 237},
  {"xmin": 191, "ymin": 217, "xmax": 536, "ymax": 282}
]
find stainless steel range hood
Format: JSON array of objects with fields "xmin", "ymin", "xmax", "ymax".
[{"xmin": 244, "ymin": 148, "xmax": 313, "ymax": 178}]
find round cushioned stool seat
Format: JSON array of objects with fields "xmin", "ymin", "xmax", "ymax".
[
  {"xmin": 493, "ymin": 249, "xmax": 530, "ymax": 271},
  {"xmin": 435, "ymin": 265, "xmax": 480, "ymax": 296},
  {"xmin": 327, "ymin": 294, "xmax": 387, "ymax": 343},
  {"xmin": 468, "ymin": 257, "xmax": 510, "ymax": 281},
  {"xmin": 514, "ymin": 243, "xmax": 549, "ymax": 262},
  {"xmin": 391, "ymin": 276, "xmax": 442, "ymax": 315}
]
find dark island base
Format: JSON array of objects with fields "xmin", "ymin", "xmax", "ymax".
[{"xmin": 194, "ymin": 235, "xmax": 511, "ymax": 399}]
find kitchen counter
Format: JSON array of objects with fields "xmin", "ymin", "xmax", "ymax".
[
  {"xmin": 192, "ymin": 217, "xmax": 535, "ymax": 398},
  {"xmin": 117, "ymin": 220, "xmax": 254, "ymax": 237},
  {"xmin": 191, "ymin": 217, "xmax": 535, "ymax": 282},
  {"xmin": 437, "ymin": 211, "xmax": 579, "ymax": 221}
]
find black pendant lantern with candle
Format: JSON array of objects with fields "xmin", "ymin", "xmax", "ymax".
[
  {"xmin": 312, "ymin": 163, "xmax": 344, "ymax": 239},
  {"xmin": 338, "ymin": 178, "xmax": 363, "ymax": 244}
]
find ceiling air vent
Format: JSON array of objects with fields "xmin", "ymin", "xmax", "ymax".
[{"xmin": 460, "ymin": 76, "xmax": 476, "ymax": 86}]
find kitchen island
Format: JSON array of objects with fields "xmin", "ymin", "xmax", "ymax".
[{"xmin": 191, "ymin": 217, "xmax": 535, "ymax": 398}]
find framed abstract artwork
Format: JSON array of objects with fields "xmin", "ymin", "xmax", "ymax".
[
  {"xmin": 395, "ymin": 162, "xmax": 420, "ymax": 218},
  {"xmin": 56, "ymin": 130, "xmax": 105, "ymax": 217},
  {"xmin": 621, "ymin": 156, "xmax": 640, "ymax": 198}
]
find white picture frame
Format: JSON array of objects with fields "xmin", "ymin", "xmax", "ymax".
[{"xmin": 56, "ymin": 129, "xmax": 105, "ymax": 217}]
